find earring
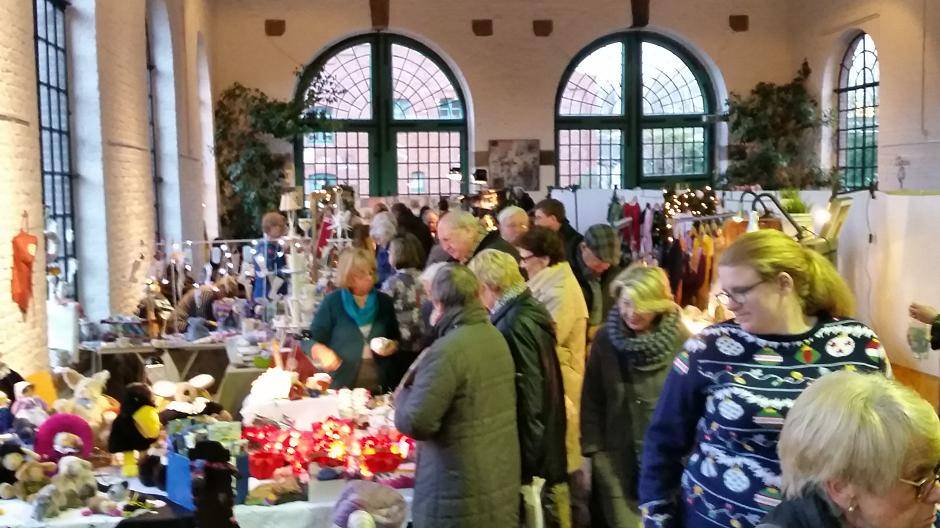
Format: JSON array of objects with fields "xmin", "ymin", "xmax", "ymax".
[{"xmin": 847, "ymin": 504, "xmax": 857, "ymax": 513}]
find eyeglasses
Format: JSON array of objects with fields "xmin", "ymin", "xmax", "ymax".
[
  {"xmin": 899, "ymin": 462, "xmax": 940, "ymax": 501},
  {"xmin": 715, "ymin": 280, "xmax": 766, "ymax": 306},
  {"xmin": 519, "ymin": 254, "xmax": 540, "ymax": 262}
]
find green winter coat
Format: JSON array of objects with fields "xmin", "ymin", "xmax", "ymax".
[
  {"xmin": 580, "ymin": 316, "xmax": 687, "ymax": 527},
  {"xmin": 394, "ymin": 303, "xmax": 521, "ymax": 527}
]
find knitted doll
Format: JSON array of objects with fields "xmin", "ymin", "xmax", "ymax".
[{"xmin": 107, "ymin": 383, "xmax": 160, "ymax": 477}]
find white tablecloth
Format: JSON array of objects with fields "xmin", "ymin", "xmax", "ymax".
[{"xmin": 0, "ymin": 477, "xmax": 412, "ymax": 528}]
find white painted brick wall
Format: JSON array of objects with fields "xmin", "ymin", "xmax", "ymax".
[
  {"xmin": 0, "ymin": 0, "xmax": 49, "ymax": 376},
  {"xmin": 98, "ymin": 0, "xmax": 157, "ymax": 314}
]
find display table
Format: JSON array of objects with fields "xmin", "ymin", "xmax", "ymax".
[
  {"xmin": 0, "ymin": 477, "xmax": 412, "ymax": 528},
  {"xmin": 84, "ymin": 341, "xmax": 229, "ymax": 384},
  {"xmin": 216, "ymin": 366, "xmax": 266, "ymax": 419}
]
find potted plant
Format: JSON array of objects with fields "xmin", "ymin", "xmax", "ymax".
[
  {"xmin": 722, "ymin": 61, "xmax": 832, "ymax": 190},
  {"xmin": 779, "ymin": 188, "xmax": 814, "ymax": 233}
]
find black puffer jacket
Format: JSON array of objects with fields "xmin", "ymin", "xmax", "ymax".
[
  {"xmin": 757, "ymin": 490, "xmax": 843, "ymax": 528},
  {"xmin": 491, "ymin": 289, "xmax": 568, "ymax": 486}
]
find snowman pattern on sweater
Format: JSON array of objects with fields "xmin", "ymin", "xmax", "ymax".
[{"xmin": 639, "ymin": 317, "xmax": 889, "ymax": 528}]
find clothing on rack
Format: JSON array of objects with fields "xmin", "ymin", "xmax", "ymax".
[
  {"xmin": 621, "ymin": 202, "xmax": 642, "ymax": 254},
  {"xmin": 639, "ymin": 205, "xmax": 654, "ymax": 257}
]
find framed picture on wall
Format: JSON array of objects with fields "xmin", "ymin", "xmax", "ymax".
[{"xmin": 488, "ymin": 139, "xmax": 540, "ymax": 191}]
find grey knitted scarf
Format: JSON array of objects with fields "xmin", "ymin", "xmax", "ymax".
[{"xmin": 606, "ymin": 306, "xmax": 684, "ymax": 369}]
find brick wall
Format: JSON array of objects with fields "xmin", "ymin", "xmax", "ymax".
[
  {"xmin": 96, "ymin": 0, "xmax": 156, "ymax": 314},
  {"xmin": 0, "ymin": 0, "xmax": 49, "ymax": 376}
]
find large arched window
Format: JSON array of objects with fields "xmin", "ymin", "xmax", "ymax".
[
  {"xmin": 555, "ymin": 32, "xmax": 715, "ymax": 189},
  {"xmin": 837, "ymin": 33, "xmax": 878, "ymax": 191},
  {"xmin": 294, "ymin": 34, "xmax": 468, "ymax": 197}
]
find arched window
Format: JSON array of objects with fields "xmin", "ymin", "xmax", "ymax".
[
  {"xmin": 295, "ymin": 34, "xmax": 468, "ymax": 197},
  {"xmin": 555, "ymin": 32, "xmax": 715, "ymax": 189},
  {"xmin": 837, "ymin": 33, "xmax": 878, "ymax": 191},
  {"xmin": 34, "ymin": 0, "xmax": 76, "ymax": 281}
]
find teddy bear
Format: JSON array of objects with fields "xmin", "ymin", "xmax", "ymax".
[
  {"xmin": 0, "ymin": 437, "xmax": 33, "ymax": 485},
  {"xmin": 247, "ymin": 466, "xmax": 304, "ymax": 505},
  {"xmin": 331, "ymin": 480, "xmax": 406, "ymax": 528},
  {"xmin": 51, "ymin": 456, "xmax": 98, "ymax": 504},
  {"xmin": 0, "ymin": 459, "xmax": 57, "ymax": 501},
  {"xmin": 28, "ymin": 456, "xmax": 119, "ymax": 520},
  {"xmin": 151, "ymin": 375, "xmax": 232, "ymax": 424}
]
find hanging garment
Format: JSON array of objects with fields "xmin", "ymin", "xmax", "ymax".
[
  {"xmin": 621, "ymin": 202, "xmax": 642, "ymax": 253},
  {"xmin": 639, "ymin": 206, "xmax": 654, "ymax": 256},
  {"xmin": 12, "ymin": 230, "xmax": 38, "ymax": 314}
]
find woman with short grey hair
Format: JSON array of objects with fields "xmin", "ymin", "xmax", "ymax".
[
  {"xmin": 394, "ymin": 264, "xmax": 521, "ymax": 527},
  {"xmin": 370, "ymin": 211, "xmax": 398, "ymax": 284},
  {"xmin": 759, "ymin": 370, "xmax": 940, "ymax": 528}
]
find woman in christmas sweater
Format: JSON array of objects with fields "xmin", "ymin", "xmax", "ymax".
[{"xmin": 638, "ymin": 229, "xmax": 890, "ymax": 528}]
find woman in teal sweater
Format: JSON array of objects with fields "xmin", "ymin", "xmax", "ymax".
[{"xmin": 308, "ymin": 248, "xmax": 402, "ymax": 392}]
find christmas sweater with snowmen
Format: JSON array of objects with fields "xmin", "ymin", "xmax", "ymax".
[{"xmin": 638, "ymin": 317, "xmax": 889, "ymax": 528}]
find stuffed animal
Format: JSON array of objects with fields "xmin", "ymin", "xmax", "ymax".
[
  {"xmin": 11, "ymin": 381, "xmax": 49, "ymax": 439},
  {"xmin": 34, "ymin": 413, "xmax": 93, "ymax": 463},
  {"xmin": 331, "ymin": 480, "xmax": 406, "ymax": 528},
  {"xmin": 0, "ymin": 391, "xmax": 12, "ymax": 433},
  {"xmin": 0, "ymin": 437, "xmax": 32, "ymax": 484},
  {"xmin": 0, "ymin": 459, "xmax": 57, "ymax": 501},
  {"xmin": 52, "ymin": 369, "xmax": 117, "ymax": 447},
  {"xmin": 152, "ymin": 375, "xmax": 232, "ymax": 424},
  {"xmin": 190, "ymin": 440, "xmax": 239, "ymax": 528},
  {"xmin": 50, "ymin": 456, "xmax": 98, "ymax": 504},
  {"xmin": 85, "ymin": 493, "xmax": 119, "ymax": 515},
  {"xmin": 137, "ymin": 454, "xmax": 166, "ymax": 490},
  {"xmin": 247, "ymin": 466, "xmax": 304, "ymax": 505},
  {"xmin": 31, "ymin": 483, "xmax": 66, "ymax": 521},
  {"xmin": 107, "ymin": 383, "xmax": 160, "ymax": 477}
]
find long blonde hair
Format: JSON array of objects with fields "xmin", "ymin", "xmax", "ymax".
[{"xmin": 719, "ymin": 230, "xmax": 854, "ymax": 318}]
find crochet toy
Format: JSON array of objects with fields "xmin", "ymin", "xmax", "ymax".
[
  {"xmin": 107, "ymin": 383, "xmax": 160, "ymax": 477},
  {"xmin": 138, "ymin": 454, "xmax": 167, "ymax": 490},
  {"xmin": 0, "ymin": 459, "xmax": 57, "ymax": 501},
  {"xmin": 331, "ymin": 480, "xmax": 407, "ymax": 528},
  {"xmin": 152, "ymin": 375, "xmax": 232, "ymax": 424}
]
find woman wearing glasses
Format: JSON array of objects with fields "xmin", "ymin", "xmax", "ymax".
[
  {"xmin": 639, "ymin": 230, "xmax": 891, "ymax": 528},
  {"xmin": 759, "ymin": 370, "xmax": 940, "ymax": 528}
]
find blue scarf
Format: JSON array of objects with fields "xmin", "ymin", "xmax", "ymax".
[{"xmin": 341, "ymin": 289, "xmax": 378, "ymax": 327}]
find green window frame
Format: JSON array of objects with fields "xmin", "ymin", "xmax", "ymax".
[
  {"xmin": 554, "ymin": 32, "xmax": 715, "ymax": 189},
  {"xmin": 293, "ymin": 33, "xmax": 469, "ymax": 197},
  {"xmin": 836, "ymin": 32, "xmax": 878, "ymax": 192}
]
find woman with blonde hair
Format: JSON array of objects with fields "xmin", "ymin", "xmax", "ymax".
[
  {"xmin": 639, "ymin": 229, "xmax": 890, "ymax": 528},
  {"xmin": 581, "ymin": 263, "xmax": 688, "ymax": 527},
  {"xmin": 307, "ymin": 247, "xmax": 401, "ymax": 392},
  {"xmin": 758, "ymin": 370, "xmax": 940, "ymax": 528}
]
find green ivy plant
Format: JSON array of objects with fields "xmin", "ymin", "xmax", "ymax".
[
  {"xmin": 723, "ymin": 61, "xmax": 834, "ymax": 190},
  {"xmin": 213, "ymin": 75, "xmax": 339, "ymax": 239}
]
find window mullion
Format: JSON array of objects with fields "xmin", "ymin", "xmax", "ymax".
[{"xmin": 625, "ymin": 34, "xmax": 640, "ymax": 188}]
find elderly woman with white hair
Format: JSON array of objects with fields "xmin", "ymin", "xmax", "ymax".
[
  {"xmin": 759, "ymin": 370, "xmax": 940, "ymax": 528},
  {"xmin": 370, "ymin": 211, "xmax": 398, "ymax": 285},
  {"xmin": 395, "ymin": 264, "xmax": 521, "ymax": 527},
  {"xmin": 469, "ymin": 249, "xmax": 570, "ymax": 527},
  {"xmin": 436, "ymin": 210, "xmax": 519, "ymax": 265},
  {"xmin": 497, "ymin": 205, "xmax": 530, "ymax": 246}
]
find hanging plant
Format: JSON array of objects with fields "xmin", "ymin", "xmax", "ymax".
[
  {"xmin": 213, "ymin": 74, "xmax": 341, "ymax": 239},
  {"xmin": 722, "ymin": 61, "xmax": 835, "ymax": 190}
]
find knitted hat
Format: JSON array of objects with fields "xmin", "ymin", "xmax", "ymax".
[{"xmin": 584, "ymin": 224, "xmax": 620, "ymax": 266}]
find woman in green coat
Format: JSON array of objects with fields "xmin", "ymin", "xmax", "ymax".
[
  {"xmin": 581, "ymin": 264, "xmax": 688, "ymax": 527},
  {"xmin": 308, "ymin": 248, "xmax": 402, "ymax": 392}
]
